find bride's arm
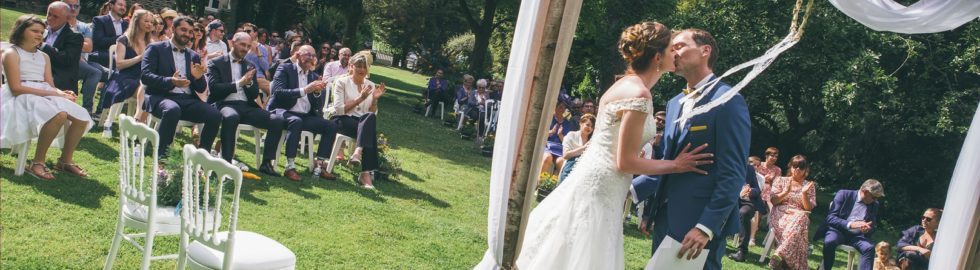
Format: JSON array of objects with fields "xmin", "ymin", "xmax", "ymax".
[{"xmin": 616, "ymin": 110, "xmax": 712, "ymax": 175}]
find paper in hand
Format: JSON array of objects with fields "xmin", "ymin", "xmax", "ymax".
[{"xmin": 644, "ymin": 236, "xmax": 709, "ymax": 270}]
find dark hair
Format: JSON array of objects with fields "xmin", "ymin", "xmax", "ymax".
[
  {"xmin": 787, "ymin": 154, "xmax": 809, "ymax": 178},
  {"xmin": 926, "ymin": 208, "xmax": 943, "ymax": 221},
  {"xmin": 127, "ymin": 3, "xmax": 142, "ymax": 18},
  {"xmin": 240, "ymin": 22, "xmax": 256, "ymax": 31},
  {"xmin": 580, "ymin": 113, "xmax": 597, "ymax": 140},
  {"xmin": 618, "ymin": 21, "xmax": 672, "ymax": 73},
  {"xmin": 172, "ymin": 16, "xmax": 195, "ymax": 31},
  {"xmin": 8, "ymin": 15, "xmax": 45, "ymax": 47},
  {"xmin": 681, "ymin": 28, "xmax": 719, "ymax": 69},
  {"xmin": 765, "ymin": 146, "xmax": 780, "ymax": 156}
]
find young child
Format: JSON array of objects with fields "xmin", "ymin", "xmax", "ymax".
[{"xmin": 874, "ymin": 241, "xmax": 900, "ymax": 270}]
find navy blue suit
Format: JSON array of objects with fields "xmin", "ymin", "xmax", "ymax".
[
  {"xmin": 140, "ymin": 41, "xmax": 219, "ymax": 156},
  {"xmin": 634, "ymin": 76, "xmax": 751, "ymax": 270},
  {"xmin": 815, "ymin": 189, "xmax": 880, "ymax": 270},
  {"xmin": 267, "ymin": 59, "xmax": 338, "ymax": 161},
  {"xmin": 90, "ymin": 15, "xmax": 128, "ymax": 67},
  {"xmin": 207, "ymin": 55, "xmax": 285, "ymax": 163}
]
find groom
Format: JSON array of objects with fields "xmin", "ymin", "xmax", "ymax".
[{"xmin": 632, "ymin": 28, "xmax": 751, "ymax": 270}]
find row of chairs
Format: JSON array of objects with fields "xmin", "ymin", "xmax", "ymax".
[
  {"xmin": 426, "ymin": 99, "xmax": 500, "ymax": 137},
  {"xmin": 104, "ymin": 115, "xmax": 296, "ymax": 269}
]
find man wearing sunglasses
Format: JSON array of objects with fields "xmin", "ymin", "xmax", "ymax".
[
  {"xmin": 204, "ymin": 20, "xmax": 227, "ymax": 61},
  {"xmin": 815, "ymin": 179, "xmax": 885, "ymax": 270}
]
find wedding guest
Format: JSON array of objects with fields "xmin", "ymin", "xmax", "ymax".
[
  {"xmin": 540, "ymin": 102, "xmax": 571, "ymax": 174},
  {"xmin": 769, "ymin": 154, "xmax": 817, "ymax": 270},
  {"xmin": 124, "ymin": 2, "xmax": 142, "ymax": 20},
  {"xmin": 240, "ymin": 23, "xmax": 272, "ymax": 99},
  {"xmin": 204, "ymin": 20, "xmax": 227, "ymax": 61},
  {"xmin": 140, "ymin": 16, "xmax": 219, "ymax": 158},
  {"xmin": 757, "ymin": 146, "xmax": 782, "ymax": 204},
  {"xmin": 816, "ymin": 179, "xmax": 885, "ymax": 270},
  {"xmin": 875, "ymin": 241, "xmax": 900, "ymax": 270},
  {"xmin": 314, "ymin": 42, "xmax": 331, "ymax": 75},
  {"xmin": 328, "ymin": 50, "xmax": 386, "ymax": 188},
  {"xmin": 1, "ymin": 15, "xmax": 93, "ymax": 179},
  {"xmin": 897, "ymin": 208, "xmax": 941, "ymax": 270},
  {"xmin": 208, "ymin": 32, "xmax": 284, "ymax": 173},
  {"xmin": 41, "ymin": 2, "xmax": 83, "ymax": 95},
  {"xmin": 321, "ymin": 47, "xmax": 351, "ymax": 85},
  {"xmin": 455, "ymin": 74, "xmax": 475, "ymax": 117},
  {"xmin": 97, "ymin": 9, "xmax": 151, "ymax": 117},
  {"xmin": 65, "ymin": 0, "xmax": 105, "ymax": 114},
  {"xmin": 426, "ymin": 68, "xmax": 449, "ymax": 110},
  {"xmin": 268, "ymin": 45, "xmax": 338, "ymax": 181},
  {"xmin": 558, "ymin": 113, "xmax": 594, "ymax": 183},
  {"xmin": 90, "ymin": 0, "xmax": 127, "ymax": 68}
]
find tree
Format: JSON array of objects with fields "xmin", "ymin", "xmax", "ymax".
[{"xmin": 458, "ymin": 0, "xmax": 503, "ymax": 77}]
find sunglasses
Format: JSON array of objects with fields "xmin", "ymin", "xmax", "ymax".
[
  {"xmin": 766, "ymin": 153, "xmax": 779, "ymax": 157},
  {"xmin": 921, "ymin": 216, "xmax": 933, "ymax": 222},
  {"xmin": 68, "ymin": 4, "xmax": 81, "ymax": 10},
  {"xmin": 243, "ymin": 29, "xmax": 254, "ymax": 33}
]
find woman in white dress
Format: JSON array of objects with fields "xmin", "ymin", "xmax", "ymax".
[
  {"xmin": 1, "ymin": 15, "xmax": 93, "ymax": 180},
  {"xmin": 501, "ymin": 21, "xmax": 714, "ymax": 269}
]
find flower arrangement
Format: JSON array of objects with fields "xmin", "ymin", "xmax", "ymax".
[
  {"xmin": 537, "ymin": 172, "xmax": 559, "ymax": 200},
  {"xmin": 376, "ymin": 133, "xmax": 402, "ymax": 180}
]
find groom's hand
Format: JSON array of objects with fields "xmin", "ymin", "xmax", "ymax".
[{"xmin": 678, "ymin": 228, "xmax": 709, "ymax": 260}]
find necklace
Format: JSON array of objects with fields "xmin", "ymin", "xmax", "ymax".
[{"xmin": 15, "ymin": 45, "xmax": 39, "ymax": 61}]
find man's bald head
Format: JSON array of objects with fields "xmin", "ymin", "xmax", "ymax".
[{"xmin": 231, "ymin": 32, "xmax": 253, "ymax": 59}]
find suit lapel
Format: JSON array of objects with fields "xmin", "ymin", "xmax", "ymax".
[{"xmin": 673, "ymin": 75, "xmax": 720, "ymax": 154}]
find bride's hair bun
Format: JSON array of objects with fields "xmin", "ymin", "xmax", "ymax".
[{"xmin": 618, "ymin": 22, "xmax": 672, "ymax": 72}]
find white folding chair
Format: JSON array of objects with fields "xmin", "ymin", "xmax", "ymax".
[
  {"xmin": 104, "ymin": 115, "xmax": 179, "ymax": 270},
  {"xmin": 101, "ymin": 97, "xmax": 138, "ymax": 138},
  {"xmin": 2, "ymin": 140, "xmax": 32, "ymax": 176},
  {"xmin": 817, "ymin": 244, "xmax": 859, "ymax": 270},
  {"xmin": 425, "ymin": 101, "xmax": 445, "ymax": 120},
  {"xmin": 176, "ymin": 144, "xmax": 296, "ymax": 269},
  {"xmin": 325, "ymin": 134, "xmax": 355, "ymax": 172},
  {"xmin": 234, "ymin": 124, "xmax": 265, "ymax": 167},
  {"xmin": 759, "ymin": 229, "xmax": 776, "ymax": 263},
  {"xmin": 483, "ymin": 100, "xmax": 498, "ymax": 137},
  {"xmin": 273, "ymin": 130, "xmax": 318, "ymax": 170},
  {"xmin": 147, "ymin": 116, "xmax": 200, "ymax": 139}
]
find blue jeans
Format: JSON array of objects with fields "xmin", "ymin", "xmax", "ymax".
[{"xmin": 78, "ymin": 61, "xmax": 107, "ymax": 112}]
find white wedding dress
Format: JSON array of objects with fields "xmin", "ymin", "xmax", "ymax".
[{"xmin": 515, "ymin": 97, "xmax": 656, "ymax": 269}]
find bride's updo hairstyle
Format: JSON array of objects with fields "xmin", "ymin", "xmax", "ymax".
[{"xmin": 618, "ymin": 21, "xmax": 672, "ymax": 73}]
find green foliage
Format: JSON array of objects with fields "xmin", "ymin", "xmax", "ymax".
[
  {"xmin": 443, "ymin": 32, "xmax": 477, "ymax": 75},
  {"xmin": 377, "ymin": 133, "xmax": 402, "ymax": 180}
]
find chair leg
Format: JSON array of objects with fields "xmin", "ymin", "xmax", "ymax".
[
  {"xmin": 847, "ymin": 249, "xmax": 855, "ymax": 270},
  {"xmin": 103, "ymin": 210, "xmax": 126, "ymax": 270},
  {"xmin": 14, "ymin": 142, "xmax": 29, "ymax": 176},
  {"xmin": 759, "ymin": 230, "xmax": 775, "ymax": 263},
  {"xmin": 307, "ymin": 134, "xmax": 317, "ymax": 170},
  {"xmin": 253, "ymin": 129, "xmax": 263, "ymax": 167},
  {"xmin": 140, "ymin": 224, "xmax": 156, "ymax": 270},
  {"xmin": 176, "ymin": 225, "xmax": 188, "ymax": 270},
  {"xmin": 326, "ymin": 137, "xmax": 343, "ymax": 173}
]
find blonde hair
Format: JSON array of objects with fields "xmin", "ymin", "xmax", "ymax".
[
  {"xmin": 124, "ymin": 10, "xmax": 153, "ymax": 50},
  {"xmin": 348, "ymin": 50, "xmax": 373, "ymax": 77}
]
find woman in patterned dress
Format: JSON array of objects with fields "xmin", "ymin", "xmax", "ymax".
[{"xmin": 769, "ymin": 154, "xmax": 817, "ymax": 270}]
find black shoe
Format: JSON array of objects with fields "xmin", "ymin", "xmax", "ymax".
[
  {"xmin": 258, "ymin": 162, "xmax": 280, "ymax": 177},
  {"xmin": 728, "ymin": 251, "xmax": 746, "ymax": 262}
]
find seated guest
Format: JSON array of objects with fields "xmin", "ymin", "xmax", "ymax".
[
  {"xmin": 757, "ymin": 146, "xmax": 782, "ymax": 207},
  {"xmin": 897, "ymin": 208, "xmax": 941, "ymax": 270},
  {"xmin": 65, "ymin": 0, "xmax": 106, "ymax": 114},
  {"xmin": 557, "ymin": 113, "xmax": 594, "ymax": 183},
  {"xmin": 268, "ymin": 45, "xmax": 338, "ymax": 182},
  {"xmin": 1, "ymin": 15, "xmax": 93, "ymax": 179},
  {"xmin": 747, "ymin": 155, "xmax": 764, "ymax": 245},
  {"xmin": 426, "ymin": 68, "xmax": 449, "ymax": 109},
  {"xmin": 875, "ymin": 241, "xmax": 901, "ymax": 270},
  {"xmin": 328, "ymin": 50, "xmax": 386, "ymax": 189},
  {"xmin": 141, "ymin": 16, "xmax": 220, "ymax": 158},
  {"xmin": 90, "ymin": 0, "xmax": 127, "ymax": 68},
  {"xmin": 41, "ymin": 2, "xmax": 83, "ymax": 98},
  {"xmin": 728, "ymin": 160, "xmax": 768, "ymax": 262},
  {"xmin": 540, "ymin": 102, "xmax": 571, "ymax": 174},
  {"xmin": 769, "ymin": 154, "xmax": 817, "ymax": 270},
  {"xmin": 241, "ymin": 23, "xmax": 273, "ymax": 96},
  {"xmin": 468, "ymin": 79, "xmax": 490, "ymax": 136},
  {"xmin": 204, "ymin": 20, "xmax": 227, "ymax": 61},
  {"xmin": 816, "ymin": 179, "xmax": 885, "ymax": 270},
  {"xmin": 208, "ymin": 32, "xmax": 285, "ymax": 174},
  {"xmin": 455, "ymin": 74, "xmax": 475, "ymax": 117},
  {"xmin": 96, "ymin": 9, "xmax": 151, "ymax": 117}
]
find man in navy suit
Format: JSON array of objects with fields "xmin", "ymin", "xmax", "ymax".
[
  {"xmin": 729, "ymin": 164, "xmax": 768, "ymax": 261},
  {"xmin": 207, "ymin": 32, "xmax": 285, "ymax": 175},
  {"xmin": 267, "ymin": 45, "xmax": 339, "ymax": 181},
  {"xmin": 90, "ymin": 0, "xmax": 127, "ymax": 68},
  {"xmin": 141, "ymin": 16, "xmax": 221, "ymax": 157},
  {"xmin": 41, "ymin": 2, "xmax": 83, "ymax": 93},
  {"xmin": 815, "ymin": 179, "xmax": 885, "ymax": 270},
  {"xmin": 633, "ymin": 28, "xmax": 750, "ymax": 270}
]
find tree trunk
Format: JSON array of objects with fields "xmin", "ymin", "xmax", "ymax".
[
  {"xmin": 464, "ymin": 0, "xmax": 498, "ymax": 77},
  {"xmin": 342, "ymin": 1, "xmax": 364, "ymax": 51}
]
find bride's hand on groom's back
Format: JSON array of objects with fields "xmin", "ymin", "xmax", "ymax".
[{"xmin": 675, "ymin": 143, "xmax": 713, "ymax": 175}]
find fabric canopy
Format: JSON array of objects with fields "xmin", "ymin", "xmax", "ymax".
[{"xmin": 828, "ymin": 0, "xmax": 980, "ymax": 34}]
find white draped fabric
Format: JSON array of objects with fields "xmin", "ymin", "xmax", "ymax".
[
  {"xmin": 828, "ymin": 0, "xmax": 980, "ymax": 34},
  {"xmin": 931, "ymin": 101, "xmax": 980, "ymax": 270}
]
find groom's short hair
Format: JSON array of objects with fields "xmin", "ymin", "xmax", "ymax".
[{"xmin": 682, "ymin": 28, "xmax": 719, "ymax": 69}]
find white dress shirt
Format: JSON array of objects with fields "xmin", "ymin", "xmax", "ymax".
[
  {"xmin": 169, "ymin": 40, "xmax": 191, "ymax": 95},
  {"xmin": 225, "ymin": 58, "xmax": 248, "ymax": 102},
  {"xmin": 289, "ymin": 70, "xmax": 311, "ymax": 114},
  {"xmin": 109, "ymin": 12, "xmax": 123, "ymax": 35},
  {"xmin": 205, "ymin": 38, "xmax": 228, "ymax": 60}
]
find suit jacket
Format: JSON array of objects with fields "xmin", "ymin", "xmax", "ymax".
[
  {"xmin": 40, "ymin": 25, "xmax": 83, "ymax": 91},
  {"xmin": 897, "ymin": 225, "xmax": 929, "ymax": 251},
  {"xmin": 266, "ymin": 59, "xmax": 325, "ymax": 116},
  {"xmin": 207, "ymin": 55, "xmax": 261, "ymax": 107},
  {"xmin": 640, "ymin": 76, "xmax": 751, "ymax": 241},
  {"xmin": 742, "ymin": 165, "xmax": 768, "ymax": 215},
  {"xmin": 814, "ymin": 189, "xmax": 880, "ymax": 240},
  {"xmin": 90, "ymin": 15, "xmax": 128, "ymax": 66},
  {"xmin": 140, "ymin": 41, "xmax": 207, "ymax": 113}
]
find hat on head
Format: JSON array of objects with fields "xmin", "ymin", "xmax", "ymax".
[
  {"xmin": 207, "ymin": 20, "xmax": 224, "ymax": 32},
  {"xmin": 160, "ymin": 9, "xmax": 178, "ymax": 19}
]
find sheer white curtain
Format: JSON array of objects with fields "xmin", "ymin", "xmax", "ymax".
[
  {"xmin": 931, "ymin": 101, "xmax": 980, "ymax": 270},
  {"xmin": 828, "ymin": 0, "xmax": 980, "ymax": 34}
]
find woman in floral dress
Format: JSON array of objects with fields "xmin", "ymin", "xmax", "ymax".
[{"xmin": 769, "ymin": 154, "xmax": 817, "ymax": 270}]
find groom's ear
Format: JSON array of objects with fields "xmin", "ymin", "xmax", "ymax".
[{"xmin": 700, "ymin": 45, "xmax": 712, "ymax": 59}]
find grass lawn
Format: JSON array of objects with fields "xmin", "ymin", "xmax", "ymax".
[{"xmin": 1, "ymin": 8, "xmax": 45, "ymax": 42}]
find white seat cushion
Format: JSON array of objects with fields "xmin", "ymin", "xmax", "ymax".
[
  {"xmin": 187, "ymin": 231, "xmax": 296, "ymax": 270},
  {"xmin": 123, "ymin": 202, "xmax": 181, "ymax": 226}
]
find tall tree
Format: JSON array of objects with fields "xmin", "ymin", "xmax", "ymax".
[{"xmin": 458, "ymin": 0, "xmax": 500, "ymax": 76}]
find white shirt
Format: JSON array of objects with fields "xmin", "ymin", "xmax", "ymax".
[
  {"xmin": 169, "ymin": 40, "xmax": 191, "ymax": 94},
  {"xmin": 44, "ymin": 25, "xmax": 64, "ymax": 46},
  {"xmin": 680, "ymin": 73, "xmax": 715, "ymax": 128},
  {"xmin": 328, "ymin": 75, "xmax": 376, "ymax": 117},
  {"xmin": 109, "ymin": 12, "xmax": 123, "ymax": 35},
  {"xmin": 224, "ymin": 57, "xmax": 248, "ymax": 102},
  {"xmin": 561, "ymin": 131, "xmax": 585, "ymax": 157},
  {"xmin": 289, "ymin": 70, "xmax": 311, "ymax": 114},
  {"xmin": 205, "ymin": 38, "xmax": 228, "ymax": 60}
]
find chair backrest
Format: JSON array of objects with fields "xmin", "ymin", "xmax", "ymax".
[
  {"xmin": 180, "ymin": 144, "xmax": 243, "ymax": 269},
  {"xmin": 118, "ymin": 114, "xmax": 161, "ymax": 210},
  {"xmin": 108, "ymin": 44, "xmax": 117, "ymax": 71}
]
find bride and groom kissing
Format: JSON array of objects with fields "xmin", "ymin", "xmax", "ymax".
[{"xmin": 477, "ymin": 21, "xmax": 750, "ymax": 270}]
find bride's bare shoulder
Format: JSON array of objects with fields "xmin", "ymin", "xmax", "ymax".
[{"xmin": 600, "ymin": 78, "xmax": 651, "ymax": 107}]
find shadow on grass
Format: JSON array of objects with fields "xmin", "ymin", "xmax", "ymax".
[
  {"xmin": 376, "ymin": 178, "xmax": 450, "ymax": 208},
  {"xmin": 79, "ymin": 136, "xmax": 122, "ymax": 161},
  {"xmin": 1, "ymin": 166, "xmax": 114, "ymax": 209}
]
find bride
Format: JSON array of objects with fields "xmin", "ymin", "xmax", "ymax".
[{"xmin": 492, "ymin": 21, "xmax": 714, "ymax": 269}]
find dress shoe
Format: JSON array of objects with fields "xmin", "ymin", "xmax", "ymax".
[
  {"xmin": 728, "ymin": 250, "xmax": 746, "ymax": 262},
  {"xmin": 258, "ymin": 162, "xmax": 279, "ymax": 177},
  {"xmin": 319, "ymin": 170, "xmax": 337, "ymax": 180},
  {"xmin": 284, "ymin": 168, "xmax": 302, "ymax": 182}
]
